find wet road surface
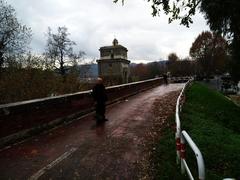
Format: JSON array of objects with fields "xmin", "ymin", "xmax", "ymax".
[{"xmin": 0, "ymin": 83, "xmax": 184, "ymax": 180}]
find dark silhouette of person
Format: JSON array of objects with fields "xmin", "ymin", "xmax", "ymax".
[
  {"xmin": 92, "ymin": 77, "xmax": 108, "ymax": 125},
  {"xmin": 163, "ymin": 73, "xmax": 168, "ymax": 84}
]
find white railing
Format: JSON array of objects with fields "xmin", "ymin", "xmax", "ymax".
[
  {"xmin": 181, "ymin": 131, "xmax": 205, "ymax": 180},
  {"xmin": 175, "ymin": 79, "xmax": 190, "ymax": 163},
  {"xmin": 175, "ymin": 79, "xmax": 205, "ymax": 180}
]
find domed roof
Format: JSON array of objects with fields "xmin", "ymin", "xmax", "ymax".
[{"xmin": 112, "ymin": 38, "xmax": 118, "ymax": 46}]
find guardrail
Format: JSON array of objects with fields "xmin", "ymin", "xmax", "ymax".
[
  {"xmin": 175, "ymin": 79, "xmax": 205, "ymax": 180},
  {"xmin": 0, "ymin": 77, "xmax": 163, "ymax": 147},
  {"xmin": 181, "ymin": 131, "xmax": 205, "ymax": 180},
  {"xmin": 175, "ymin": 79, "xmax": 190, "ymax": 163}
]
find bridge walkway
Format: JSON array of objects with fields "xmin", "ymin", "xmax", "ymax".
[{"xmin": 0, "ymin": 83, "xmax": 184, "ymax": 179}]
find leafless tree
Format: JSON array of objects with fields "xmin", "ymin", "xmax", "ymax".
[
  {"xmin": 0, "ymin": 0, "xmax": 32, "ymax": 72},
  {"xmin": 44, "ymin": 26, "xmax": 85, "ymax": 76}
]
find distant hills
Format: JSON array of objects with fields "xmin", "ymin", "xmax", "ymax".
[
  {"xmin": 77, "ymin": 64, "xmax": 98, "ymax": 78},
  {"xmin": 77, "ymin": 60, "xmax": 169, "ymax": 78},
  {"xmin": 130, "ymin": 60, "xmax": 168, "ymax": 66}
]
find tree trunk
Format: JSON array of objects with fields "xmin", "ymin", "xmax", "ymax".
[
  {"xmin": 59, "ymin": 51, "xmax": 65, "ymax": 76},
  {"xmin": 60, "ymin": 61, "xmax": 65, "ymax": 76},
  {"xmin": 0, "ymin": 52, "xmax": 4, "ymax": 75},
  {"xmin": 231, "ymin": 31, "xmax": 240, "ymax": 83}
]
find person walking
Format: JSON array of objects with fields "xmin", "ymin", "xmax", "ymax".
[
  {"xmin": 163, "ymin": 73, "xmax": 168, "ymax": 85},
  {"xmin": 92, "ymin": 77, "xmax": 108, "ymax": 125}
]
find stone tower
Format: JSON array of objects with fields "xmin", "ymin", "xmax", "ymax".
[{"xmin": 97, "ymin": 39, "xmax": 130, "ymax": 84}]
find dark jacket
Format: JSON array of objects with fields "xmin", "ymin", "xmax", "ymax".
[{"xmin": 92, "ymin": 84, "xmax": 108, "ymax": 103}]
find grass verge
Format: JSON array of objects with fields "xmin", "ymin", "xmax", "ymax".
[{"xmin": 152, "ymin": 82, "xmax": 240, "ymax": 179}]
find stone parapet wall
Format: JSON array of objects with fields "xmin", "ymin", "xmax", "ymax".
[{"xmin": 0, "ymin": 78, "xmax": 163, "ymax": 147}]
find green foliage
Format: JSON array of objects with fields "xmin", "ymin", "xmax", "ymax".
[
  {"xmin": 200, "ymin": 0, "xmax": 240, "ymax": 36},
  {"xmin": 182, "ymin": 83, "xmax": 240, "ymax": 178},
  {"xmin": 183, "ymin": 83, "xmax": 240, "ymax": 132},
  {"xmin": 152, "ymin": 82, "xmax": 240, "ymax": 179}
]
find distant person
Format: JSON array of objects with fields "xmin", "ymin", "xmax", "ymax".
[
  {"xmin": 92, "ymin": 77, "xmax": 108, "ymax": 125},
  {"xmin": 163, "ymin": 73, "xmax": 168, "ymax": 84}
]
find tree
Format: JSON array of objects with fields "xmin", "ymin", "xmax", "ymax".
[
  {"xmin": 190, "ymin": 31, "xmax": 228, "ymax": 77},
  {"xmin": 0, "ymin": 0, "xmax": 32, "ymax": 72},
  {"xmin": 114, "ymin": 0, "xmax": 201, "ymax": 27},
  {"xmin": 130, "ymin": 63, "xmax": 150, "ymax": 81},
  {"xmin": 114, "ymin": 0, "xmax": 240, "ymax": 81},
  {"xmin": 168, "ymin": 53, "xmax": 179, "ymax": 62},
  {"xmin": 44, "ymin": 26, "xmax": 85, "ymax": 76},
  {"xmin": 166, "ymin": 53, "xmax": 195, "ymax": 76},
  {"xmin": 147, "ymin": 61, "xmax": 161, "ymax": 78},
  {"xmin": 167, "ymin": 52, "xmax": 179, "ymax": 75},
  {"xmin": 115, "ymin": 0, "xmax": 240, "ymax": 33},
  {"xmin": 199, "ymin": 1, "xmax": 240, "ymax": 81}
]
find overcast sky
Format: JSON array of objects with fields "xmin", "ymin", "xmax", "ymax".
[{"xmin": 8, "ymin": 0, "xmax": 209, "ymax": 63}]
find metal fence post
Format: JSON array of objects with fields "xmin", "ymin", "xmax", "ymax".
[
  {"xmin": 176, "ymin": 134, "xmax": 181, "ymax": 164},
  {"xmin": 182, "ymin": 131, "xmax": 205, "ymax": 180},
  {"xmin": 180, "ymin": 132, "xmax": 186, "ymax": 174}
]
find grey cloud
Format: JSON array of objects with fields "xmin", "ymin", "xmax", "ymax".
[{"xmin": 7, "ymin": 0, "xmax": 209, "ymax": 62}]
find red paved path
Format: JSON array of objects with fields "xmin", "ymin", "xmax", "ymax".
[{"xmin": 0, "ymin": 83, "xmax": 184, "ymax": 180}]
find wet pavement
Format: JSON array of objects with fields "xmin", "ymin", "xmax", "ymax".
[{"xmin": 0, "ymin": 83, "xmax": 184, "ymax": 180}]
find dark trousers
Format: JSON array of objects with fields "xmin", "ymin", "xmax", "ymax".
[
  {"xmin": 95, "ymin": 102, "xmax": 106, "ymax": 121},
  {"xmin": 164, "ymin": 77, "xmax": 168, "ymax": 84}
]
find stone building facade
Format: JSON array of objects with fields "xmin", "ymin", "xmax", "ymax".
[{"xmin": 97, "ymin": 39, "xmax": 130, "ymax": 84}]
